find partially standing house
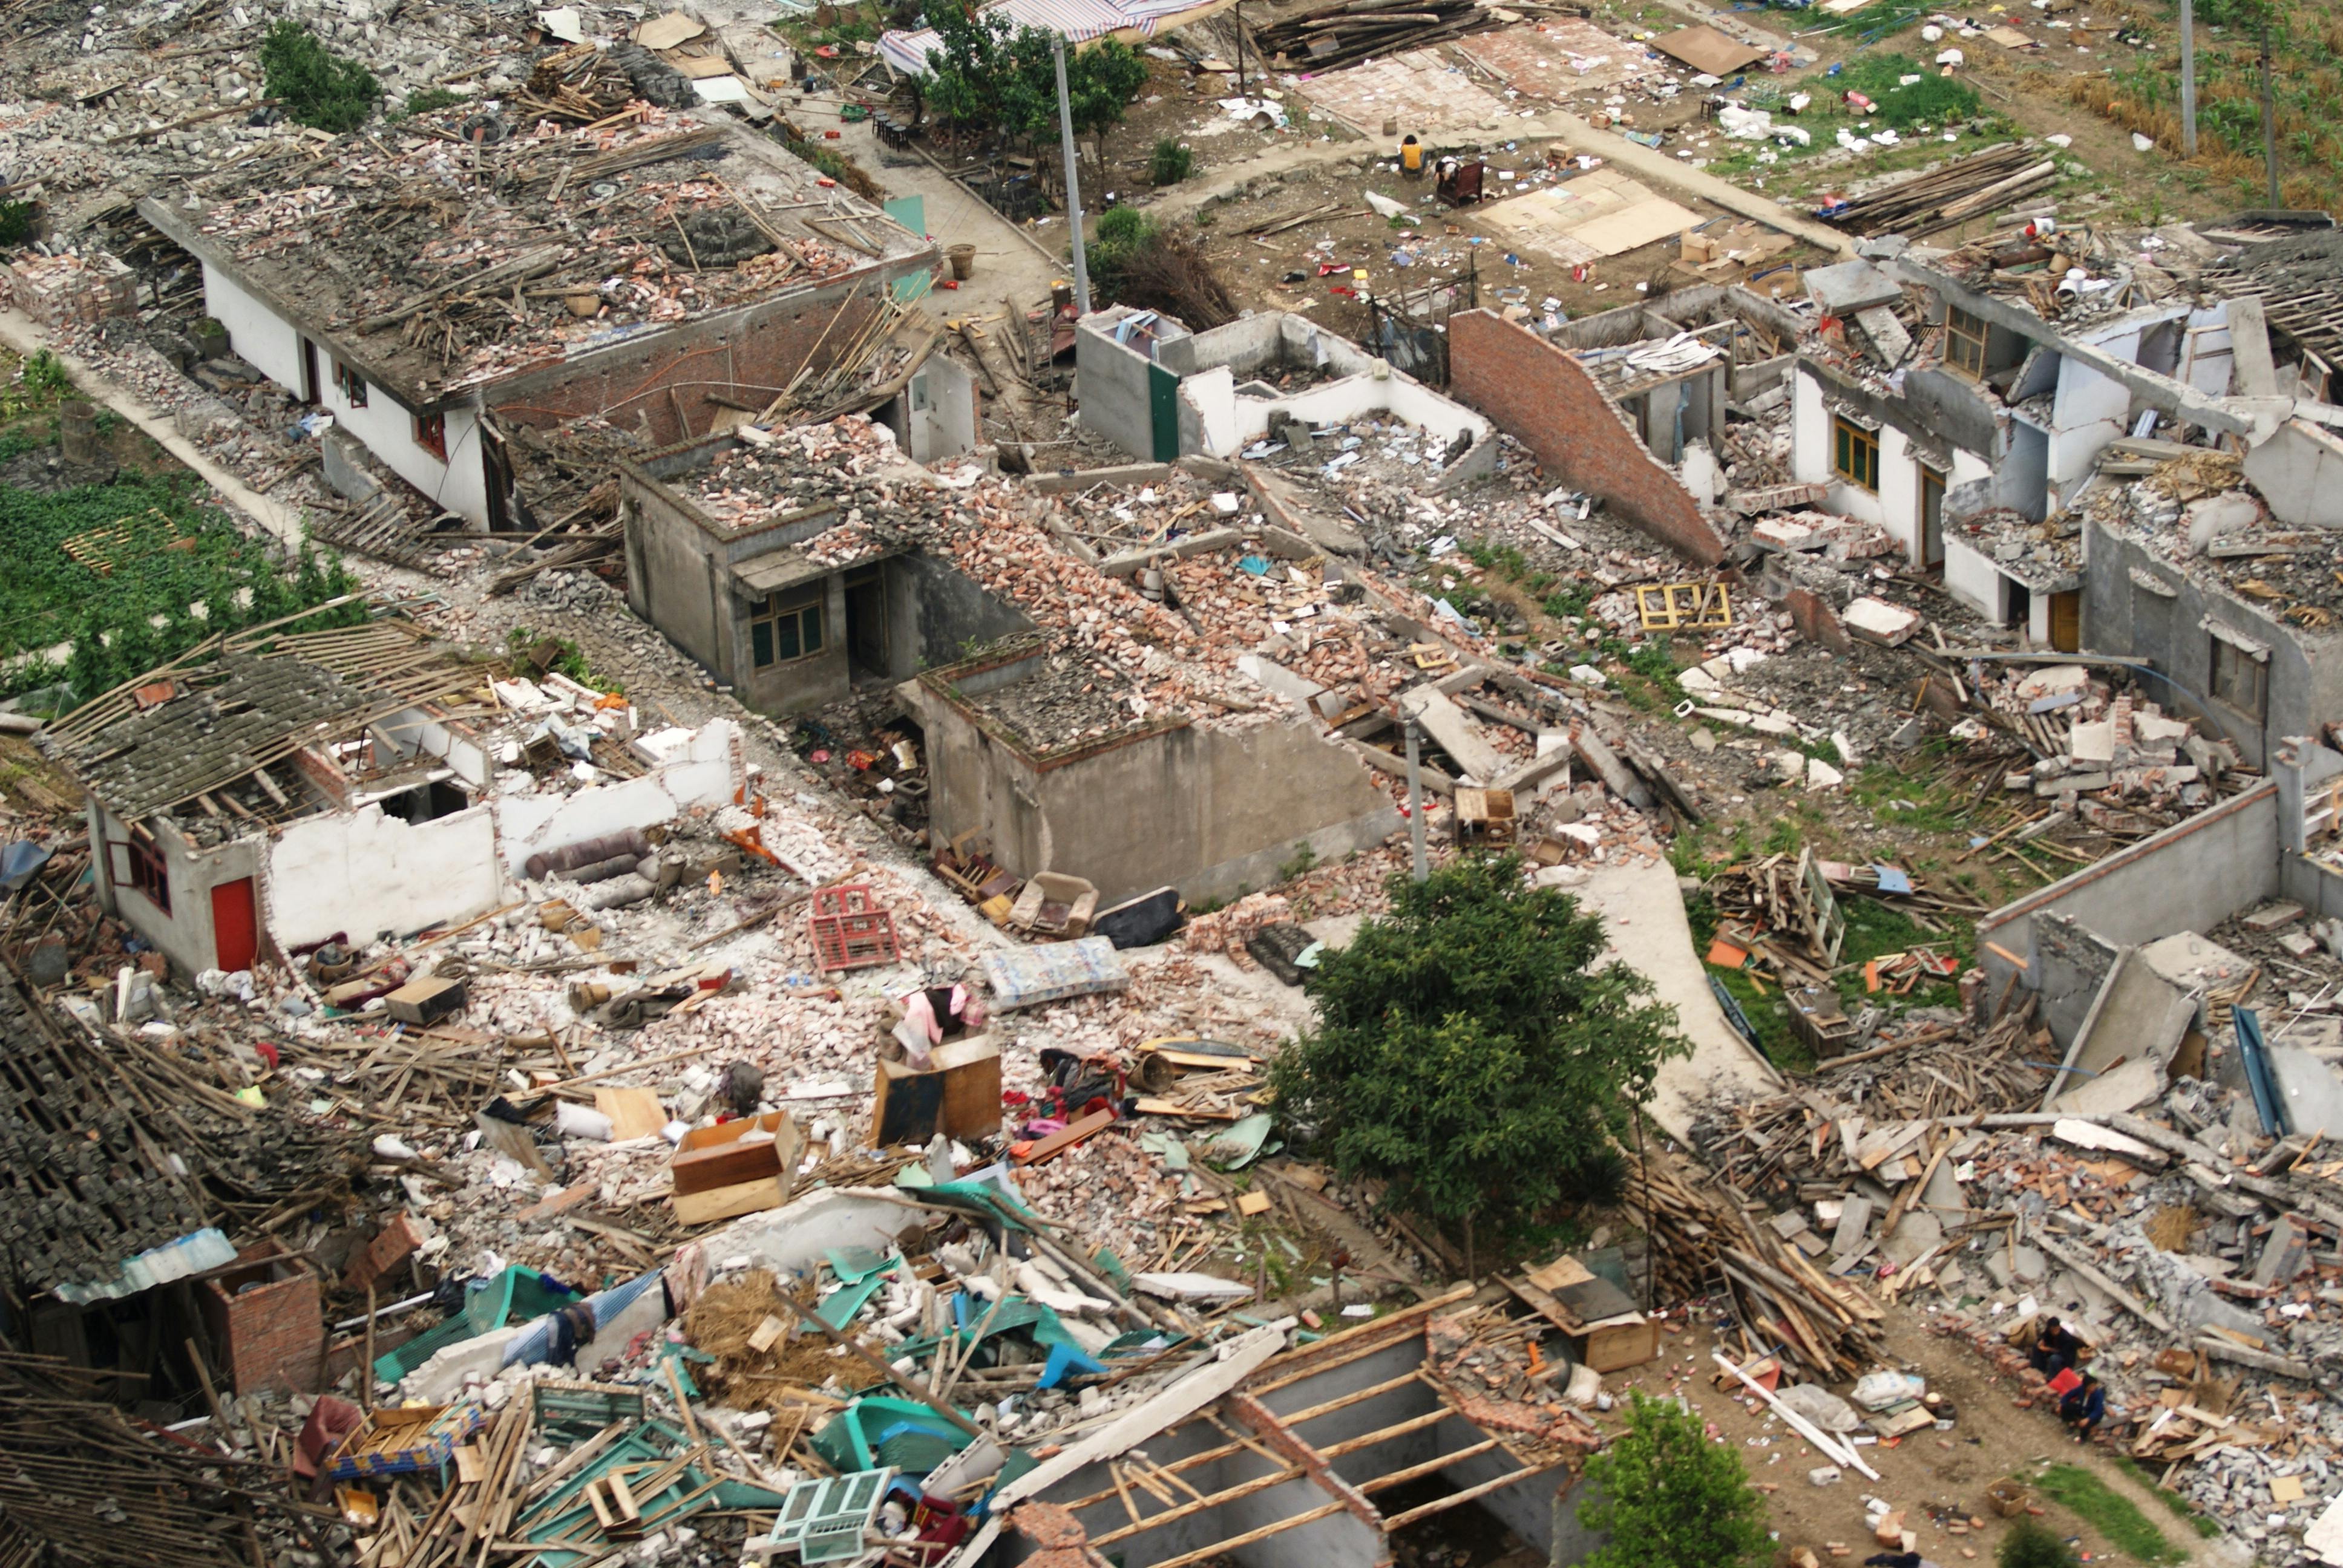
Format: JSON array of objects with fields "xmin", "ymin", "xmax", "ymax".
[{"xmin": 137, "ymin": 112, "xmax": 939, "ymax": 530}]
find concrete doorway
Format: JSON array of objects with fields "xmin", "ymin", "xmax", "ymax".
[{"xmin": 844, "ymin": 566, "xmax": 889, "ymax": 682}]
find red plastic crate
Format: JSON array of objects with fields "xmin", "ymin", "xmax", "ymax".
[{"xmin": 808, "ymin": 884, "xmax": 900, "ymax": 972}]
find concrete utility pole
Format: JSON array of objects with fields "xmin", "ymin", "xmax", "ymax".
[
  {"xmin": 2180, "ymin": 0, "xmax": 2197, "ymax": 158},
  {"xmin": 1051, "ymin": 34, "xmax": 1092, "ymax": 316},
  {"xmin": 1403, "ymin": 718, "xmax": 1428, "ymax": 883}
]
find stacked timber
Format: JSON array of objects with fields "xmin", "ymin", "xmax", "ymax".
[
  {"xmin": 1254, "ymin": 0, "xmax": 1499, "ymax": 74},
  {"xmin": 1823, "ymin": 143, "xmax": 2059, "ymax": 237}
]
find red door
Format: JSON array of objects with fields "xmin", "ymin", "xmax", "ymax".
[{"xmin": 211, "ymin": 877, "xmax": 257, "ymax": 972}]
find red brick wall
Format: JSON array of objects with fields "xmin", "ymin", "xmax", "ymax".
[
  {"xmin": 200, "ymin": 1243, "xmax": 324, "ymax": 1396},
  {"xmin": 488, "ymin": 267, "xmax": 920, "ymax": 447},
  {"xmin": 1447, "ymin": 309, "xmax": 1727, "ymax": 566}
]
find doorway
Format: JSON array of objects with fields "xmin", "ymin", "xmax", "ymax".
[
  {"xmin": 211, "ymin": 877, "xmax": 257, "ymax": 972},
  {"xmin": 844, "ymin": 567, "xmax": 889, "ymax": 680},
  {"xmin": 1918, "ymin": 464, "xmax": 1945, "ymax": 568},
  {"xmin": 2049, "ymin": 590, "xmax": 2081, "ymax": 653},
  {"xmin": 2007, "ymin": 580, "xmax": 2032, "ymax": 637}
]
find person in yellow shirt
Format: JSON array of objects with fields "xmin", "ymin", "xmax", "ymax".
[{"xmin": 1400, "ymin": 134, "xmax": 1423, "ymax": 180}]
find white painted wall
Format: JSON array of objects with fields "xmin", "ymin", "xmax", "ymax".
[
  {"xmin": 318, "ymin": 365, "xmax": 490, "ymax": 527},
  {"xmin": 495, "ymin": 718, "xmax": 742, "ymax": 875},
  {"xmin": 1181, "ymin": 365, "xmax": 1240, "ymax": 457},
  {"xmin": 267, "ymin": 803, "xmax": 503, "ymax": 949},
  {"xmin": 1223, "ymin": 369, "xmax": 1491, "ymax": 452},
  {"xmin": 2048, "ymin": 344, "xmax": 2135, "ymax": 499},
  {"xmin": 203, "ymin": 263, "xmax": 306, "ymax": 394},
  {"xmin": 379, "ymin": 707, "xmax": 495, "ymax": 790},
  {"xmin": 1791, "ymin": 370, "xmax": 1829, "ymax": 486},
  {"xmin": 1944, "ymin": 535, "xmax": 2007, "ymax": 622},
  {"xmin": 2244, "ymin": 419, "xmax": 2343, "ymax": 528}
]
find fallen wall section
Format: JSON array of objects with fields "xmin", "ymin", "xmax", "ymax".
[
  {"xmin": 496, "ymin": 719, "xmax": 746, "ymax": 877},
  {"xmin": 267, "ymin": 803, "xmax": 503, "ymax": 950},
  {"xmin": 1447, "ymin": 309, "xmax": 1728, "ymax": 564}
]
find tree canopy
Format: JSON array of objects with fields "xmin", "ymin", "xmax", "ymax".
[
  {"xmin": 1576, "ymin": 1393, "xmax": 1772, "ymax": 1568},
  {"xmin": 921, "ymin": 10, "xmax": 1146, "ymax": 151},
  {"xmin": 1268, "ymin": 852, "xmax": 1684, "ymax": 1259}
]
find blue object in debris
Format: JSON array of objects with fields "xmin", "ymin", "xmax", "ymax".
[
  {"xmin": 1872, "ymin": 864, "xmax": 1913, "ymax": 895},
  {"xmin": 1239, "ymin": 555, "xmax": 1271, "ymax": 576}
]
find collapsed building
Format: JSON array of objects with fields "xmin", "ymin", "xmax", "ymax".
[
  {"xmin": 135, "ymin": 110, "xmax": 937, "ymax": 529},
  {"xmin": 44, "ymin": 615, "xmax": 746, "ymax": 977}
]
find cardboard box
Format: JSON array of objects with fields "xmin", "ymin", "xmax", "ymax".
[
  {"xmin": 385, "ymin": 975, "xmax": 467, "ymax": 1025},
  {"xmin": 870, "ymin": 1037, "xmax": 1002, "ymax": 1147},
  {"xmin": 670, "ymin": 1111, "xmax": 803, "ymax": 1197}
]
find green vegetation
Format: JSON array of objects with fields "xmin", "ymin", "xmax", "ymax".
[
  {"xmin": 260, "ymin": 21, "xmax": 380, "ymax": 134},
  {"xmin": 922, "ymin": 8, "xmax": 1149, "ymax": 168},
  {"xmin": 1276, "ymin": 839, "xmax": 1319, "ymax": 881},
  {"xmin": 400, "ymin": 87, "xmax": 464, "ymax": 116},
  {"xmin": 0, "ymin": 201, "xmax": 34, "ymax": 248},
  {"xmin": 1997, "ymin": 1518, "xmax": 2080, "ymax": 1568},
  {"xmin": 2112, "ymin": 1457, "xmax": 2224, "ymax": 1540},
  {"xmin": 1149, "ymin": 137, "xmax": 1194, "ymax": 185},
  {"xmin": 1576, "ymin": 1394, "xmax": 1772, "ymax": 1568},
  {"xmin": 2080, "ymin": 0, "xmax": 2343, "ymax": 212},
  {"xmin": 504, "ymin": 626, "xmax": 618, "ymax": 693},
  {"xmin": 1269, "ymin": 853, "xmax": 1685, "ymax": 1269},
  {"xmin": 1831, "ymin": 53, "xmax": 1982, "ymax": 129},
  {"xmin": 2033, "ymin": 1464, "xmax": 2183, "ymax": 1566}
]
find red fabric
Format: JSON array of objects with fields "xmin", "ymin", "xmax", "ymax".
[
  {"xmin": 295, "ymin": 1396, "xmax": 365, "ymax": 1479},
  {"xmin": 2047, "ymin": 1367, "xmax": 2083, "ymax": 1397}
]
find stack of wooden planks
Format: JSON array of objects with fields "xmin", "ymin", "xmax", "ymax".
[
  {"xmin": 1253, "ymin": 0, "xmax": 1499, "ymax": 74},
  {"xmin": 1823, "ymin": 142, "xmax": 2058, "ymax": 238}
]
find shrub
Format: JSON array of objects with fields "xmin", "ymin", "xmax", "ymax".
[
  {"xmin": 402, "ymin": 87, "xmax": 463, "ymax": 116},
  {"xmin": 1577, "ymin": 1393, "xmax": 1772, "ymax": 1568},
  {"xmin": 1997, "ymin": 1518, "xmax": 2080, "ymax": 1568},
  {"xmin": 1149, "ymin": 137, "xmax": 1194, "ymax": 185},
  {"xmin": 260, "ymin": 21, "xmax": 380, "ymax": 134}
]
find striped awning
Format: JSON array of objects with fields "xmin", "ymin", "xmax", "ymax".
[{"xmin": 879, "ymin": 0, "xmax": 1227, "ymax": 71}]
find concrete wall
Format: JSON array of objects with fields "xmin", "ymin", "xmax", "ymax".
[
  {"xmin": 496, "ymin": 718, "xmax": 743, "ymax": 876},
  {"xmin": 1976, "ymin": 780, "xmax": 2282, "ymax": 1041},
  {"xmin": 1943, "ymin": 535, "xmax": 2013, "ymax": 624},
  {"xmin": 316, "ymin": 360, "xmax": 488, "ymax": 526},
  {"xmin": 905, "ymin": 673, "xmax": 1403, "ymax": 906},
  {"xmin": 202, "ymin": 263, "xmax": 494, "ymax": 525},
  {"xmin": 2282, "ymin": 854, "xmax": 2343, "ymax": 923},
  {"xmin": 2079, "ymin": 516, "xmax": 2343, "ymax": 768},
  {"xmin": 87, "ymin": 801, "xmax": 265, "ymax": 978},
  {"xmin": 880, "ymin": 552, "xmax": 1035, "ymax": 677},
  {"xmin": 266, "ymin": 802, "xmax": 503, "ymax": 949},
  {"xmin": 1450, "ymin": 309, "xmax": 1725, "ymax": 566},
  {"xmin": 1075, "ymin": 314, "xmax": 1181, "ymax": 460},
  {"xmin": 2244, "ymin": 418, "xmax": 2343, "ymax": 528}
]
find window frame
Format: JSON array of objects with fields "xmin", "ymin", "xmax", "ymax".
[
  {"xmin": 415, "ymin": 411, "xmax": 448, "ymax": 462},
  {"xmin": 332, "ymin": 361, "xmax": 369, "ymax": 408},
  {"xmin": 1944, "ymin": 305, "xmax": 1989, "ymax": 381},
  {"xmin": 1832, "ymin": 415, "xmax": 1880, "ymax": 493},
  {"xmin": 749, "ymin": 592, "xmax": 825, "ymax": 670},
  {"xmin": 108, "ymin": 835, "xmax": 171, "ymax": 915},
  {"xmin": 2209, "ymin": 635, "xmax": 2267, "ymax": 719}
]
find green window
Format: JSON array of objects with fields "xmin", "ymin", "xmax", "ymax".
[
  {"xmin": 1832, "ymin": 416, "xmax": 1879, "ymax": 492},
  {"xmin": 750, "ymin": 593, "xmax": 824, "ymax": 669}
]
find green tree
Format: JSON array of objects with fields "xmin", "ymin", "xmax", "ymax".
[
  {"xmin": 1268, "ymin": 852, "xmax": 1685, "ymax": 1266},
  {"xmin": 1576, "ymin": 1394, "xmax": 1771, "ymax": 1568},
  {"xmin": 921, "ymin": 17, "xmax": 1146, "ymax": 172},
  {"xmin": 260, "ymin": 21, "xmax": 380, "ymax": 134},
  {"xmin": 1997, "ymin": 1518, "xmax": 2080, "ymax": 1568}
]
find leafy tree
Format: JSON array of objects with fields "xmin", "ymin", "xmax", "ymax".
[
  {"xmin": 260, "ymin": 21, "xmax": 380, "ymax": 134},
  {"xmin": 921, "ymin": 15, "xmax": 1147, "ymax": 171},
  {"xmin": 1268, "ymin": 852, "xmax": 1685, "ymax": 1266},
  {"xmin": 1997, "ymin": 1518, "xmax": 2080, "ymax": 1568},
  {"xmin": 1576, "ymin": 1394, "xmax": 1771, "ymax": 1568}
]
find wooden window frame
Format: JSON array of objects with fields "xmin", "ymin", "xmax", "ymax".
[
  {"xmin": 749, "ymin": 592, "xmax": 825, "ymax": 670},
  {"xmin": 108, "ymin": 835, "xmax": 171, "ymax": 915},
  {"xmin": 2209, "ymin": 635, "xmax": 2267, "ymax": 719},
  {"xmin": 414, "ymin": 411, "xmax": 448, "ymax": 462},
  {"xmin": 1944, "ymin": 305, "xmax": 1988, "ymax": 380},
  {"xmin": 332, "ymin": 361, "xmax": 369, "ymax": 408},
  {"xmin": 1832, "ymin": 415, "xmax": 1880, "ymax": 492}
]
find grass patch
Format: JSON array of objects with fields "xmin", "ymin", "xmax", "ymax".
[
  {"xmin": 2034, "ymin": 1463, "xmax": 2184, "ymax": 1566},
  {"xmin": 2112, "ymin": 1457, "xmax": 2223, "ymax": 1541}
]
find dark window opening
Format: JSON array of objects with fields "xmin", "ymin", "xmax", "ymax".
[
  {"xmin": 2210, "ymin": 636, "xmax": 2267, "ymax": 719},
  {"xmin": 333, "ymin": 361, "xmax": 369, "ymax": 408},
  {"xmin": 378, "ymin": 778, "xmax": 471, "ymax": 825},
  {"xmin": 844, "ymin": 567, "xmax": 888, "ymax": 681}
]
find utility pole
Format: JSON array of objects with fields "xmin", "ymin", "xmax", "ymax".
[
  {"xmin": 2259, "ymin": 16, "xmax": 2280, "ymax": 206},
  {"xmin": 1052, "ymin": 33, "xmax": 1092, "ymax": 316},
  {"xmin": 1403, "ymin": 717, "xmax": 1428, "ymax": 883},
  {"xmin": 2179, "ymin": 0, "xmax": 2197, "ymax": 158},
  {"xmin": 1234, "ymin": 0, "xmax": 1246, "ymax": 99}
]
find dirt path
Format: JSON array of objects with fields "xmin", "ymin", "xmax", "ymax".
[{"xmin": 1608, "ymin": 1308, "xmax": 2248, "ymax": 1567}]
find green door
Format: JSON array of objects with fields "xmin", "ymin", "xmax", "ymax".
[{"xmin": 1146, "ymin": 361, "xmax": 1181, "ymax": 460}]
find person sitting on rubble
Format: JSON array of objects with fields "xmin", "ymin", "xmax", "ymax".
[
  {"xmin": 2028, "ymin": 1315, "xmax": 2081, "ymax": 1377},
  {"xmin": 1399, "ymin": 133, "xmax": 1423, "ymax": 179},
  {"xmin": 2059, "ymin": 1371, "xmax": 2108, "ymax": 1442}
]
